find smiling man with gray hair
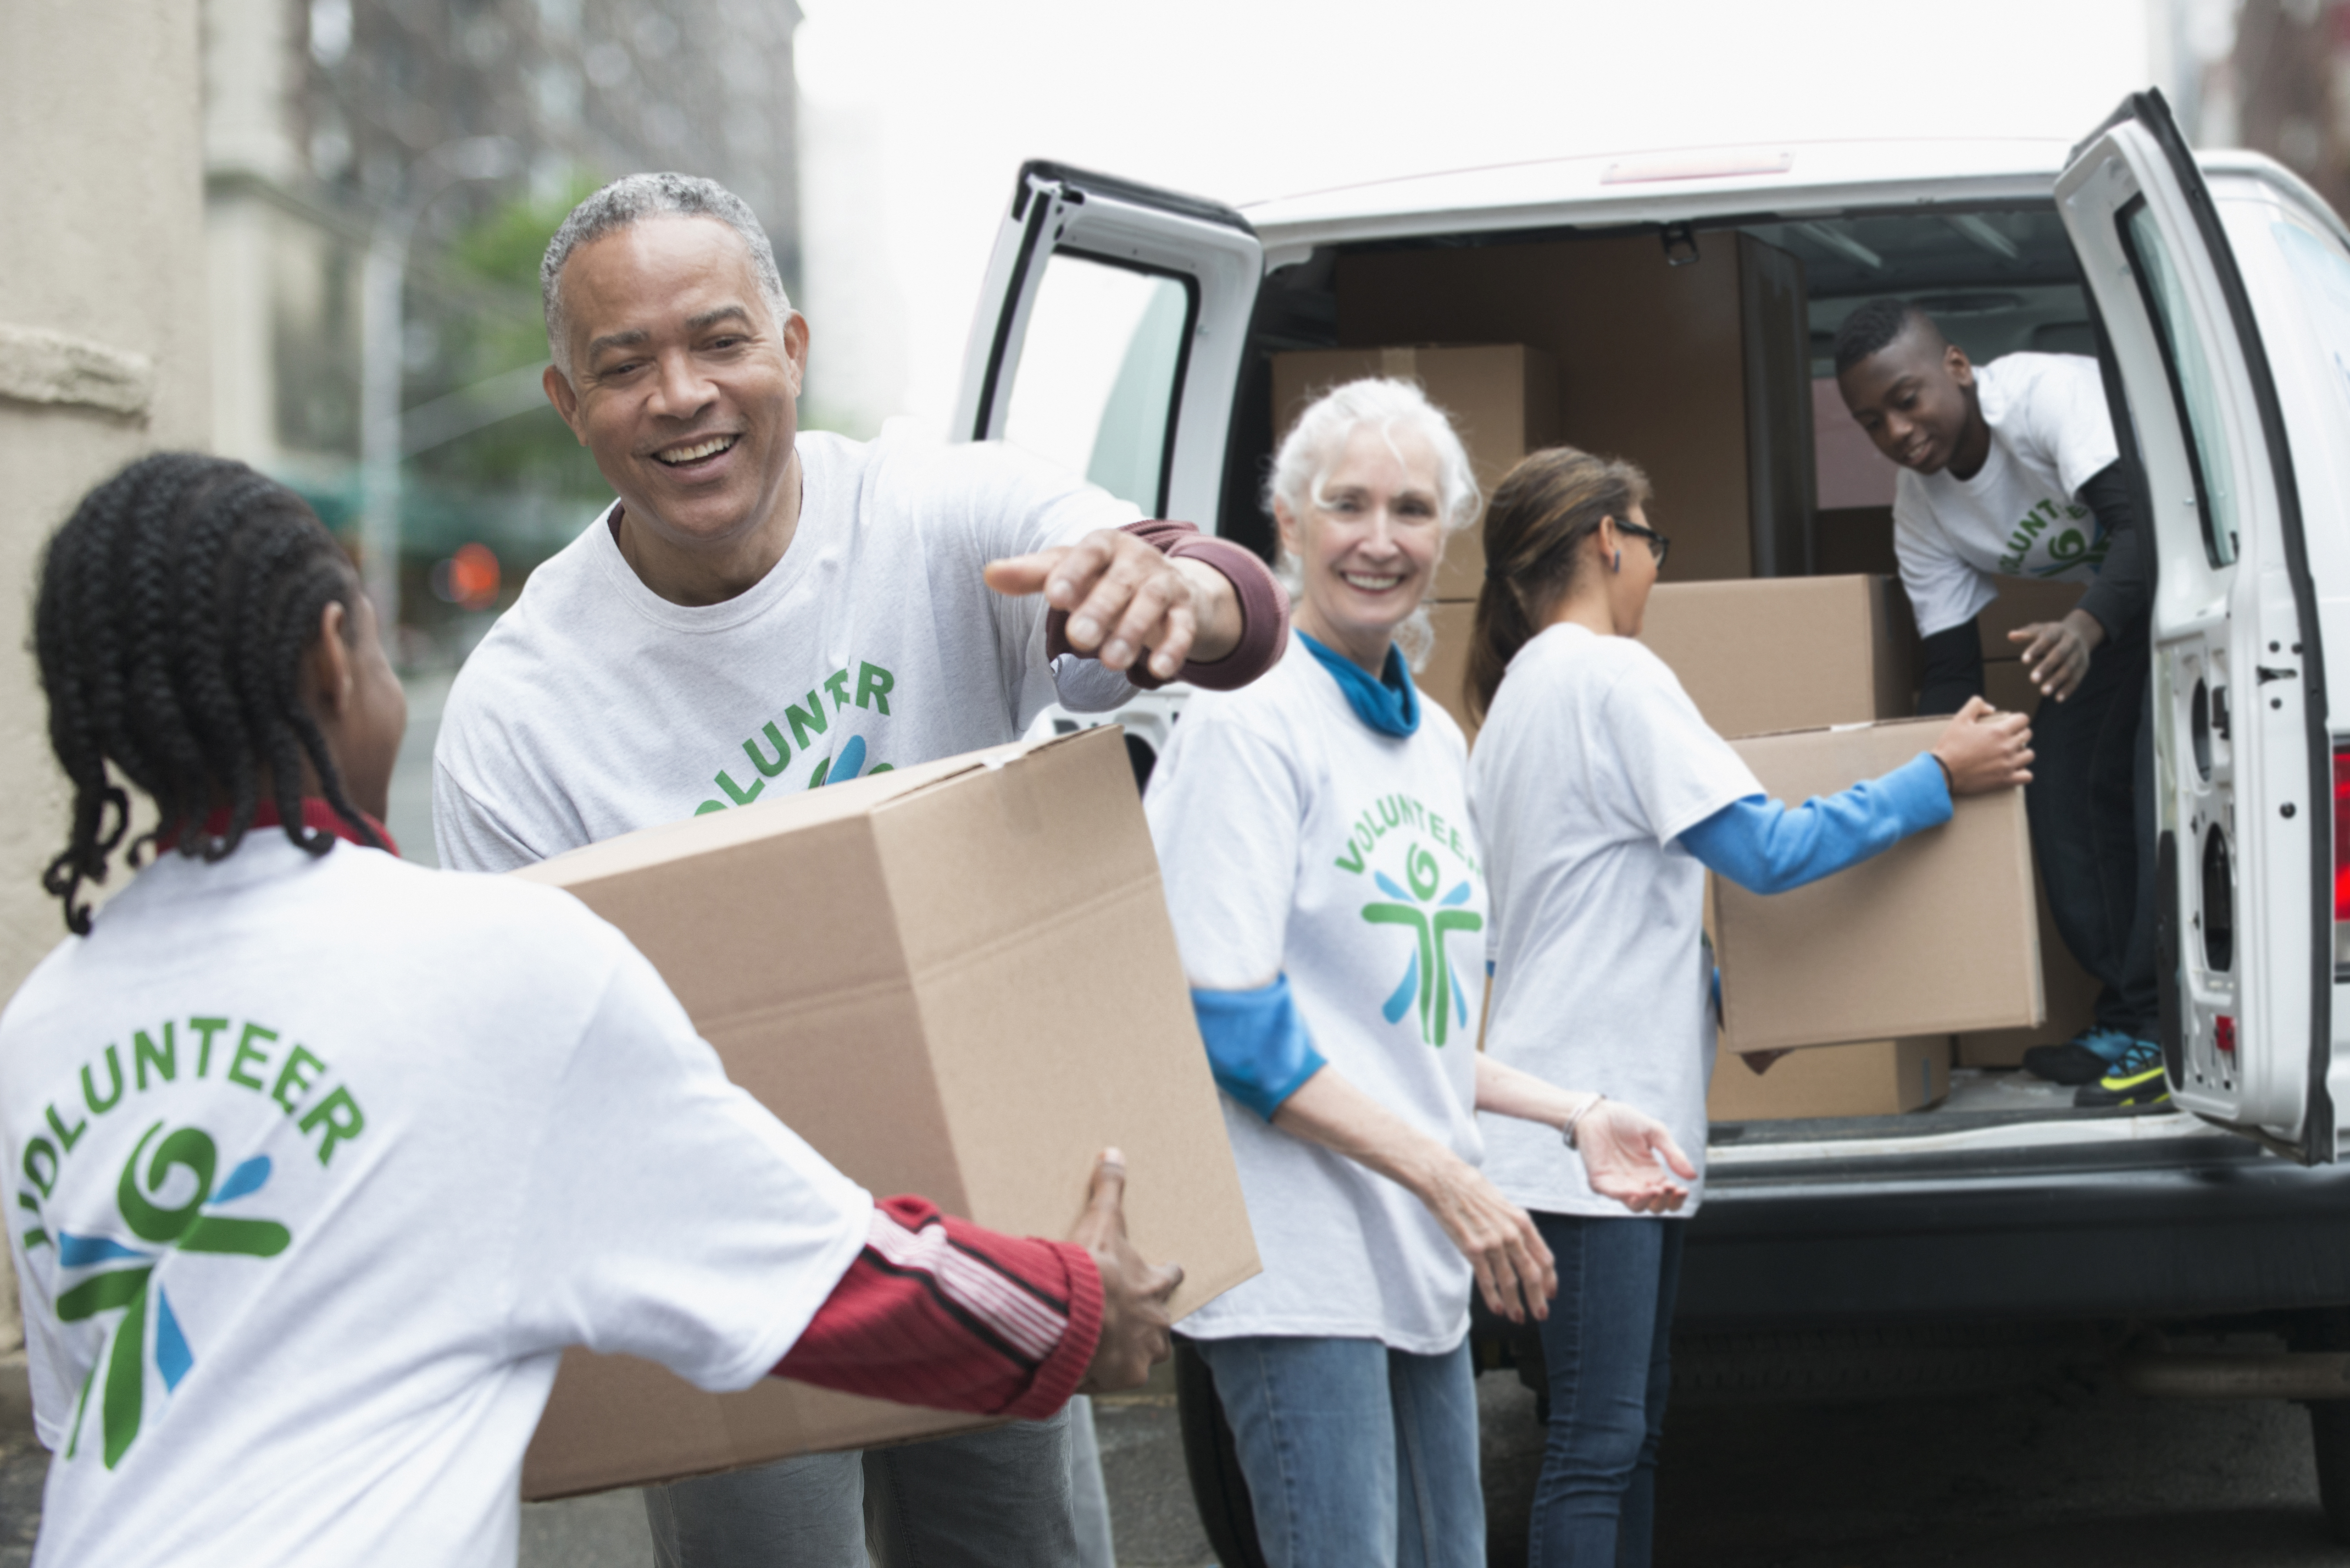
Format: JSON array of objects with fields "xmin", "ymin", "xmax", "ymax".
[{"xmin": 431, "ymin": 172, "xmax": 1286, "ymax": 1566}]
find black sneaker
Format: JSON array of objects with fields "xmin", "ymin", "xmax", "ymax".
[
  {"xmin": 2074, "ymin": 1039, "xmax": 2170, "ymax": 1109},
  {"xmin": 2024, "ymin": 1027, "xmax": 2133, "ymax": 1086}
]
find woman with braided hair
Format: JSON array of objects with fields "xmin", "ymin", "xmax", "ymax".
[
  {"xmin": 1464, "ymin": 446, "xmax": 2035, "ymax": 1565},
  {"xmin": 1, "ymin": 453, "xmax": 1178, "ymax": 1568}
]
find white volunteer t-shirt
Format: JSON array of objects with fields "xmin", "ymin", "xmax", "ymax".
[
  {"xmin": 1145, "ymin": 640, "xmax": 1488, "ymax": 1354},
  {"xmin": 2, "ymin": 836, "xmax": 870, "ymax": 1568},
  {"xmin": 1469, "ymin": 624, "xmax": 1761, "ymax": 1219},
  {"xmin": 434, "ymin": 429, "xmax": 1139, "ymax": 870},
  {"xmin": 1893, "ymin": 352, "xmax": 2122, "ymax": 637}
]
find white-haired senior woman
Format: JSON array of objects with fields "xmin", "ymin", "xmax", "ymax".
[{"xmin": 1144, "ymin": 379, "xmax": 1696, "ymax": 1568}]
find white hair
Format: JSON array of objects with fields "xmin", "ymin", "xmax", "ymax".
[
  {"xmin": 1263, "ymin": 377, "xmax": 1481, "ymax": 671},
  {"xmin": 540, "ymin": 172, "xmax": 793, "ymax": 377}
]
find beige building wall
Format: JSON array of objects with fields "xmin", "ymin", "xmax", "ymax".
[{"xmin": 0, "ymin": 0, "xmax": 210, "ymax": 1363}]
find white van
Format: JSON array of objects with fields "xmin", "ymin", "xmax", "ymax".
[{"xmin": 953, "ymin": 91, "xmax": 2350, "ymax": 1551}]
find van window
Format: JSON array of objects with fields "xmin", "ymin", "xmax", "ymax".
[
  {"xmin": 2120, "ymin": 198, "xmax": 2241, "ymax": 566},
  {"xmin": 1000, "ymin": 251, "xmax": 1196, "ymax": 514}
]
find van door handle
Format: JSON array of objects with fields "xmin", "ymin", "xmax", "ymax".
[{"xmin": 2256, "ymin": 666, "xmax": 2298, "ymax": 683}]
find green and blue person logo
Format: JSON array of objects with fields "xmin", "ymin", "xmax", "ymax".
[
  {"xmin": 1361, "ymin": 842, "xmax": 1483, "ymax": 1047},
  {"xmin": 54, "ymin": 1122, "xmax": 289, "ymax": 1468}
]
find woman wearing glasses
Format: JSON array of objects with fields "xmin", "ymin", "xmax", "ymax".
[
  {"xmin": 1146, "ymin": 385, "xmax": 1695, "ymax": 1568},
  {"xmin": 1463, "ymin": 446, "xmax": 2032, "ymax": 1566}
]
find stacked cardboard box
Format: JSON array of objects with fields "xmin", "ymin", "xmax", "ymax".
[
  {"xmin": 512, "ymin": 729, "xmax": 1258, "ymax": 1499},
  {"xmin": 1635, "ymin": 580, "xmax": 1974, "ymax": 1116},
  {"xmin": 1271, "ymin": 344, "xmax": 1560, "ymax": 740},
  {"xmin": 1709, "ymin": 1035, "xmax": 1950, "ymax": 1121}
]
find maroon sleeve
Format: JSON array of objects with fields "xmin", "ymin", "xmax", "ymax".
[
  {"xmin": 1044, "ymin": 520, "xmax": 1290, "ymax": 692},
  {"xmin": 772, "ymin": 1196, "xmax": 1103, "ymax": 1421}
]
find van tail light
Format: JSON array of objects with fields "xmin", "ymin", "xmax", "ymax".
[
  {"xmin": 2216, "ymin": 1014, "xmax": 2237, "ymax": 1054},
  {"xmin": 2335, "ymin": 748, "xmax": 2350, "ymax": 920},
  {"xmin": 2336, "ymin": 748, "xmax": 2350, "ymax": 974}
]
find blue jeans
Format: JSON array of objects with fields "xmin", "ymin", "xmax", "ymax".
[
  {"xmin": 1528, "ymin": 1214, "xmax": 1684, "ymax": 1568},
  {"xmin": 1191, "ymin": 1334, "xmax": 1483, "ymax": 1568},
  {"xmin": 644, "ymin": 1407, "xmax": 1081, "ymax": 1567}
]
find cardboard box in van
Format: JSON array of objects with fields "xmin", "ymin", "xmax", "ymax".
[
  {"xmin": 1974, "ymin": 578, "xmax": 2087, "ymax": 665},
  {"xmin": 1710, "ymin": 1036, "xmax": 1951, "ymax": 1121},
  {"xmin": 1271, "ymin": 343, "xmax": 1560, "ymax": 602},
  {"xmin": 1422, "ymin": 574, "xmax": 1913, "ymax": 750},
  {"xmin": 1713, "ymin": 718, "xmax": 2044, "ymax": 1053},
  {"xmin": 509, "ymin": 728, "xmax": 1257, "ymax": 1499},
  {"xmin": 1639, "ymin": 575, "xmax": 1914, "ymax": 739}
]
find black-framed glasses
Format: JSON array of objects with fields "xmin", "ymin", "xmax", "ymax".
[{"xmin": 1615, "ymin": 518, "xmax": 1670, "ymax": 568}]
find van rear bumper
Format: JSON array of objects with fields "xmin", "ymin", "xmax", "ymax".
[{"xmin": 1676, "ymin": 1136, "xmax": 2350, "ymax": 1330}]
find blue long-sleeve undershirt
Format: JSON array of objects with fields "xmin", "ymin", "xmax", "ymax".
[
  {"xmin": 1191, "ymin": 976, "xmax": 1328, "ymax": 1121},
  {"xmin": 1676, "ymin": 752, "xmax": 1952, "ymax": 896}
]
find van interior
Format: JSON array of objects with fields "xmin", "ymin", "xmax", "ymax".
[{"xmin": 1220, "ymin": 203, "xmax": 2122, "ymax": 1141}]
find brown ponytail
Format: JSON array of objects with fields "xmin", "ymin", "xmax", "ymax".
[{"xmin": 1467, "ymin": 446, "xmax": 1652, "ymax": 722}]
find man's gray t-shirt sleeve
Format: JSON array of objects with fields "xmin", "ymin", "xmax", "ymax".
[{"xmin": 432, "ymin": 756, "xmax": 546, "ymax": 873}]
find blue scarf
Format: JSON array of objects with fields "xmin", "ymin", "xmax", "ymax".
[{"xmin": 1299, "ymin": 632, "xmax": 1419, "ymax": 738}]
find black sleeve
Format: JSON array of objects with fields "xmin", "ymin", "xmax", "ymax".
[
  {"xmin": 2074, "ymin": 462, "xmax": 2150, "ymax": 639},
  {"xmin": 1917, "ymin": 618, "xmax": 1985, "ymax": 717}
]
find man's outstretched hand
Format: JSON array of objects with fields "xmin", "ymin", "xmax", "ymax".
[
  {"xmin": 1068, "ymin": 1148, "xmax": 1183, "ymax": 1394},
  {"xmin": 985, "ymin": 529, "xmax": 1239, "ymax": 681}
]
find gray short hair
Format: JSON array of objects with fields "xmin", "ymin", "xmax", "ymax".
[
  {"xmin": 1264, "ymin": 377, "xmax": 1482, "ymax": 670},
  {"xmin": 540, "ymin": 173, "xmax": 792, "ymax": 377}
]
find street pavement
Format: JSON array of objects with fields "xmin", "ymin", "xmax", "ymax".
[{"xmin": 6, "ymin": 1362, "xmax": 2339, "ymax": 1565}]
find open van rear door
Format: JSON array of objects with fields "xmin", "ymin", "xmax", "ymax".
[
  {"xmin": 952, "ymin": 162, "xmax": 1261, "ymax": 528},
  {"xmin": 2056, "ymin": 92, "xmax": 2336, "ymax": 1160}
]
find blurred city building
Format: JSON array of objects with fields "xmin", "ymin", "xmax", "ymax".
[
  {"xmin": 201, "ymin": 0, "xmax": 802, "ymax": 664},
  {"xmin": 2204, "ymin": 0, "xmax": 2350, "ymax": 217}
]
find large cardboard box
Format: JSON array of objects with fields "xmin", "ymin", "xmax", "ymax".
[
  {"xmin": 1271, "ymin": 343, "xmax": 1560, "ymax": 602},
  {"xmin": 1710, "ymin": 1036, "xmax": 1951, "ymax": 1121},
  {"xmin": 510, "ymin": 729, "xmax": 1257, "ymax": 1499},
  {"xmin": 1639, "ymin": 575, "xmax": 1913, "ymax": 739},
  {"xmin": 1714, "ymin": 719, "xmax": 2044, "ymax": 1052}
]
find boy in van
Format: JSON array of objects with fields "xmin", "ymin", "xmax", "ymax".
[{"xmin": 1833, "ymin": 298, "xmax": 2162, "ymax": 1109}]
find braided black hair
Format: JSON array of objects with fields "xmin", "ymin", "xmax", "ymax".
[
  {"xmin": 34, "ymin": 452, "xmax": 386, "ymax": 935},
  {"xmin": 1832, "ymin": 296, "xmax": 1931, "ymax": 375}
]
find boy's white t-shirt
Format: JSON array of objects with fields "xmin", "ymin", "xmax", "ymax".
[
  {"xmin": 433, "ymin": 429, "xmax": 1140, "ymax": 870},
  {"xmin": 1, "ymin": 837, "xmax": 871, "ymax": 1568},
  {"xmin": 1144, "ymin": 640, "xmax": 1488, "ymax": 1354},
  {"xmin": 1468, "ymin": 624, "xmax": 1761, "ymax": 1219},
  {"xmin": 1893, "ymin": 352, "xmax": 2123, "ymax": 637}
]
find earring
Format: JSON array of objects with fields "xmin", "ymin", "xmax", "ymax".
[{"xmin": 1611, "ymin": 550, "xmax": 1622, "ymax": 573}]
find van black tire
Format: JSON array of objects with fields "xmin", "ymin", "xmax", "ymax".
[{"xmin": 1173, "ymin": 1336, "xmax": 1270, "ymax": 1568}]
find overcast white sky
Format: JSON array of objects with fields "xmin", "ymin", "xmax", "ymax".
[{"xmin": 789, "ymin": 0, "xmax": 2227, "ymax": 438}]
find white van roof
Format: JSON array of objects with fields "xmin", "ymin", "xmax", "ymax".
[{"xmin": 1240, "ymin": 138, "xmax": 2078, "ymax": 256}]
